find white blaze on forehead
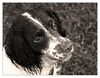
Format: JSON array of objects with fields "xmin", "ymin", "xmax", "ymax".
[
  {"xmin": 22, "ymin": 12, "xmax": 54, "ymax": 38},
  {"xmin": 22, "ymin": 12, "xmax": 43, "ymax": 28}
]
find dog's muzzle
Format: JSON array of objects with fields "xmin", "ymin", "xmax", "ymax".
[
  {"xmin": 44, "ymin": 35, "xmax": 74, "ymax": 63},
  {"xmin": 55, "ymin": 37, "xmax": 74, "ymax": 62}
]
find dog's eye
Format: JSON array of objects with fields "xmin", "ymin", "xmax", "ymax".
[
  {"xmin": 34, "ymin": 36, "xmax": 42, "ymax": 42},
  {"xmin": 49, "ymin": 20, "xmax": 57, "ymax": 31},
  {"xmin": 33, "ymin": 29, "xmax": 44, "ymax": 43},
  {"xmin": 52, "ymin": 23, "xmax": 57, "ymax": 31}
]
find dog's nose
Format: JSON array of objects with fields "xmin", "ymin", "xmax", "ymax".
[
  {"xmin": 56, "ymin": 38, "xmax": 73, "ymax": 54},
  {"xmin": 60, "ymin": 40, "xmax": 72, "ymax": 52}
]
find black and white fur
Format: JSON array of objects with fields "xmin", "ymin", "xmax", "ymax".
[{"xmin": 3, "ymin": 8, "xmax": 74, "ymax": 75}]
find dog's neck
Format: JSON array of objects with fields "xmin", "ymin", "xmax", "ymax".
[{"xmin": 41, "ymin": 54, "xmax": 57, "ymax": 75}]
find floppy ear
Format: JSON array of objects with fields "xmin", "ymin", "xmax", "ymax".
[
  {"xmin": 4, "ymin": 21, "xmax": 42, "ymax": 74},
  {"xmin": 45, "ymin": 9, "xmax": 66, "ymax": 37}
]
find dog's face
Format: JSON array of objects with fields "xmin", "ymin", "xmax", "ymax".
[{"xmin": 5, "ymin": 9, "xmax": 74, "ymax": 74}]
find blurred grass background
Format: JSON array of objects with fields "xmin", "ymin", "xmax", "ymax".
[{"xmin": 3, "ymin": 3, "xmax": 97, "ymax": 75}]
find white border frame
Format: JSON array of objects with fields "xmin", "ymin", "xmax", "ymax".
[{"xmin": 0, "ymin": 0, "xmax": 99, "ymax": 78}]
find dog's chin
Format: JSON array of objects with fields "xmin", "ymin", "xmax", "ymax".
[
  {"xmin": 51, "ymin": 45, "xmax": 74, "ymax": 63},
  {"xmin": 58, "ymin": 53, "xmax": 72, "ymax": 63},
  {"xmin": 56, "ymin": 53, "xmax": 72, "ymax": 63}
]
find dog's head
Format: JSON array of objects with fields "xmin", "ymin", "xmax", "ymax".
[{"xmin": 4, "ymin": 9, "xmax": 74, "ymax": 74}]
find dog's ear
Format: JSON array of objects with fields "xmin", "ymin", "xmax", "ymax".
[
  {"xmin": 45, "ymin": 9, "xmax": 66, "ymax": 37},
  {"xmin": 4, "ymin": 18, "xmax": 42, "ymax": 74}
]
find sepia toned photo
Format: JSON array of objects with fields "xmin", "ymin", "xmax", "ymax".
[{"xmin": 3, "ymin": 3, "xmax": 97, "ymax": 75}]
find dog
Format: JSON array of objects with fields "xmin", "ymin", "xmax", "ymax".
[{"xmin": 3, "ymin": 8, "xmax": 74, "ymax": 75}]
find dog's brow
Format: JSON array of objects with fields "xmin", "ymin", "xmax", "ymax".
[{"xmin": 22, "ymin": 12, "xmax": 55, "ymax": 39}]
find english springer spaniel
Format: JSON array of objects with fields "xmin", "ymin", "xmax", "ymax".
[{"xmin": 3, "ymin": 8, "xmax": 74, "ymax": 75}]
